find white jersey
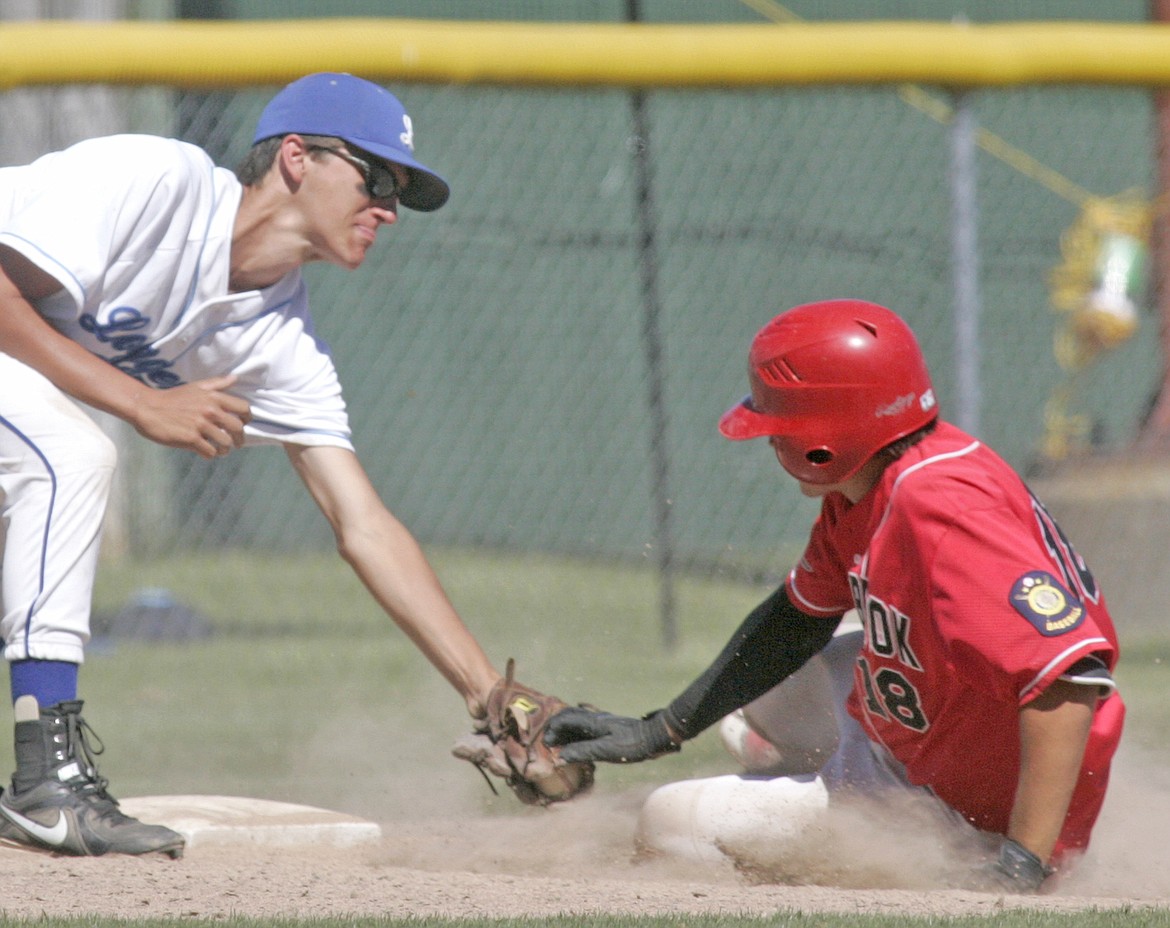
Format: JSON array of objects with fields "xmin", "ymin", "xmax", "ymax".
[{"xmin": 0, "ymin": 133, "xmax": 352, "ymax": 449}]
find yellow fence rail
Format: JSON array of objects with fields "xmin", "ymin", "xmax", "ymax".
[{"xmin": 3, "ymin": 19, "xmax": 1170, "ymax": 89}]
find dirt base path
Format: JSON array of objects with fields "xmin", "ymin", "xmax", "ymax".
[{"xmin": 1, "ymin": 790, "xmax": 1167, "ymax": 920}]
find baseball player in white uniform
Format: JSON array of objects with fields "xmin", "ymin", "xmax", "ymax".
[{"xmin": 0, "ymin": 73, "xmax": 508, "ymax": 857}]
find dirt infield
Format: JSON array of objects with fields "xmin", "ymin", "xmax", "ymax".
[
  {"xmin": 1, "ymin": 764, "xmax": 1168, "ymax": 921},
  {"xmin": 0, "ymin": 841, "xmax": 1159, "ymax": 921}
]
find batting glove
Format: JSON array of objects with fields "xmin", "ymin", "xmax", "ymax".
[
  {"xmin": 544, "ymin": 707, "xmax": 681, "ymax": 764},
  {"xmin": 975, "ymin": 838, "xmax": 1054, "ymax": 893}
]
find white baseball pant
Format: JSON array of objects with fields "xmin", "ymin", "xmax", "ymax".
[{"xmin": 0, "ymin": 352, "xmax": 115, "ymax": 664}]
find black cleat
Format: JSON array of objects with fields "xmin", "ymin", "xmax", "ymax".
[{"xmin": 0, "ymin": 698, "xmax": 184, "ymax": 858}]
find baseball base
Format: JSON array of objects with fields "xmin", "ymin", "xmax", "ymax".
[{"xmin": 635, "ymin": 773, "xmax": 829, "ymax": 867}]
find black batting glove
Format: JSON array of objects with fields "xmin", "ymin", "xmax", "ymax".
[
  {"xmin": 974, "ymin": 838, "xmax": 1054, "ymax": 894},
  {"xmin": 544, "ymin": 707, "xmax": 681, "ymax": 764}
]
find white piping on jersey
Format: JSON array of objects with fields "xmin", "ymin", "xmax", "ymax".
[
  {"xmin": 865, "ymin": 441, "xmax": 1117, "ymax": 700},
  {"xmin": 1021, "ymin": 637, "xmax": 1115, "ymax": 698},
  {"xmin": 787, "ymin": 570, "xmax": 846, "ymax": 615},
  {"xmin": 865, "ymin": 439, "xmax": 983, "ymax": 563},
  {"xmin": 246, "ymin": 416, "xmax": 350, "ymax": 441},
  {"xmin": 795, "ymin": 439, "xmax": 984, "ymax": 614},
  {"xmin": 6, "ymin": 154, "xmax": 225, "ymax": 323},
  {"xmin": 852, "ymin": 439, "xmax": 974, "ymax": 740},
  {"xmin": 0, "ymin": 233, "xmax": 85, "ymax": 297}
]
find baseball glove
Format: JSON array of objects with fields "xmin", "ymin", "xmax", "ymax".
[{"xmin": 451, "ymin": 658, "xmax": 595, "ymax": 806}]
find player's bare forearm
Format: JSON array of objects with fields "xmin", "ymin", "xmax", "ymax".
[
  {"xmin": 286, "ymin": 444, "xmax": 501, "ymax": 715},
  {"xmin": 1, "ymin": 311, "xmax": 247, "ymax": 458},
  {"xmin": 0, "ymin": 256, "xmax": 146, "ymax": 418},
  {"xmin": 1008, "ymin": 679, "xmax": 1097, "ymax": 865},
  {"xmin": 349, "ymin": 512, "xmax": 501, "ymax": 714},
  {"xmin": 0, "ymin": 250, "xmax": 249, "ymax": 458}
]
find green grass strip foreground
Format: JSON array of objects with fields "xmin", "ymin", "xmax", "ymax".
[{"xmin": 3, "ymin": 908, "xmax": 1170, "ymax": 928}]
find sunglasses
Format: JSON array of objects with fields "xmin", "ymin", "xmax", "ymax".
[{"xmin": 308, "ymin": 145, "xmax": 404, "ymax": 201}]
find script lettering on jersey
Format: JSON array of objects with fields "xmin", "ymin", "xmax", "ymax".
[
  {"xmin": 847, "ymin": 574, "xmax": 923, "ymax": 672},
  {"xmin": 80, "ymin": 307, "xmax": 181, "ymax": 388}
]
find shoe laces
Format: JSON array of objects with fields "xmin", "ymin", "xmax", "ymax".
[{"xmin": 60, "ymin": 711, "xmax": 119, "ymax": 807}]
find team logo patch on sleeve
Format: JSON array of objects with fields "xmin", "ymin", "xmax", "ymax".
[{"xmin": 1009, "ymin": 571, "xmax": 1084, "ymax": 636}]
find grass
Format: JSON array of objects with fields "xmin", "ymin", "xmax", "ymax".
[
  {"xmin": 0, "ymin": 546, "xmax": 1162, "ymax": 928},
  {"xmin": 2, "ymin": 908, "xmax": 1170, "ymax": 927},
  {"xmin": 64, "ymin": 548, "xmax": 768, "ymax": 809}
]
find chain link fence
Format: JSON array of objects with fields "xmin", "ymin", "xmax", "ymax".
[
  {"xmin": 116, "ymin": 83, "xmax": 1161, "ymax": 565},
  {"xmin": 0, "ymin": 0, "xmax": 1161, "ymax": 628}
]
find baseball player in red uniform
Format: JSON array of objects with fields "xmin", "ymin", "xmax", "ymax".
[
  {"xmin": 548, "ymin": 299, "xmax": 1124, "ymax": 892},
  {"xmin": 0, "ymin": 74, "xmax": 511, "ymax": 858}
]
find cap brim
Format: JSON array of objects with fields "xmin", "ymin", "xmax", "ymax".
[
  {"xmin": 718, "ymin": 396, "xmax": 793, "ymax": 441},
  {"xmin": 350, "ymin": 137, "xmax": 450, "ymax": 212},
  {"xmin": 399, "ymin": 168, "xmax": 450, "ymax": 212}
]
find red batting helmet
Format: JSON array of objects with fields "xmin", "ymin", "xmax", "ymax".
[{"xmin": 719, "ymin": 299, "xmax": 938, "ymax": 485}]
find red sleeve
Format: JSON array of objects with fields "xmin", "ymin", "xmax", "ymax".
[
  {"xmin": 925, "ymin": 491, "xmax": 1116, "ymax": 706},
  {"xmin": 786, "ymin": 494, "xmax": 859, "ymax": 616}
]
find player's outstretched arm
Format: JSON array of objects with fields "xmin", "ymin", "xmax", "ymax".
[
  {"xmin": 547, "ymin": 586, "xmax": 841, "ymax": 764},
  {"xmin": 286, "ymin": 443, "xmax": 501, "ymax": 717}
]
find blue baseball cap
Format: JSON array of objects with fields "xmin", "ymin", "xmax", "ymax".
[{"xmin": 253, "ymin": 72, "xmax": 450, "ymax": 212}]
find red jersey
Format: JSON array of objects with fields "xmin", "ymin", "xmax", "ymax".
[{"xmin": 786, "ymin": 421, "xmax": 1124, "ymax": 857}]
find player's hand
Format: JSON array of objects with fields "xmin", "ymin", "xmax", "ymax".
[
  {"xmin": 544, "ymin": 707, "xmax": 680, "ymax": 764},
  {"xmin": 971, "ymin": 838, "xmax": 1054, "ymax": 893},
  {"xmin": 131, "ymin": 375, "xmax": 252, "ymax": 459}
]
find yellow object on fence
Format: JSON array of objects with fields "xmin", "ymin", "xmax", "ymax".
[
  {"xmin": 1050, "ymin": 194, "xmax": 1151, "ymax": 372},
  {"xmin": 1041, "ymin": 194, "xmax": 1152, "ymax": 462}
]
